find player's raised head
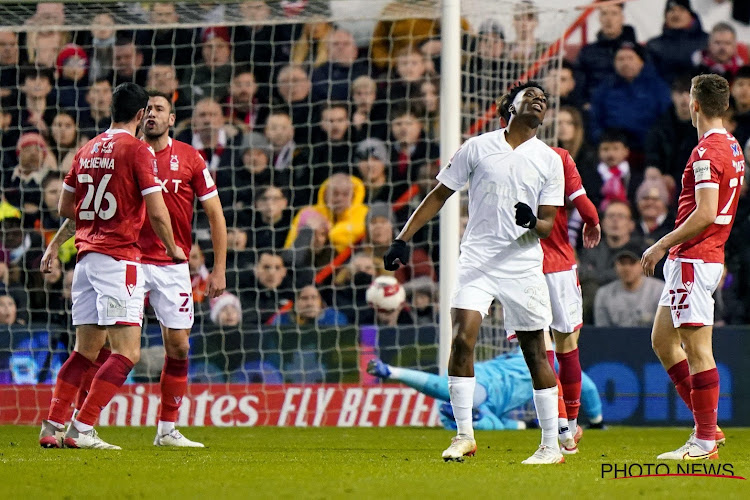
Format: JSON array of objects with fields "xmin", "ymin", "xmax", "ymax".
[
  {"xmin": 111, "ymin": 82, "xmax": 149, "ymax": 124},
  {"xmin": 690, "ymin": 73, "xmax": 730, "ymax": 120},
  {"xmin": 143, "ymin": 89, "xmax": 175, "ymax": 139},
  {"xmin": 498, "ymin": 81, "xmax": 547, "ymax": 126}
]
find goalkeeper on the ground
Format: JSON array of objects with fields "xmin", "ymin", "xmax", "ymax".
[{"xmin": 367, "ymin": 349, "xmax": 603, "ymax": 430}]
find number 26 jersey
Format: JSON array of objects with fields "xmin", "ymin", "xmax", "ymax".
[
  {"xmin": 670, "ymin": 128, "xmax": 745, "ymax": 263},
  {"xmin": 63, "ymin": 128, "xmax": 161, "ymax": 263}
]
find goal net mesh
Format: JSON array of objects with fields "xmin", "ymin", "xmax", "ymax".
[{"xmin": 0, "ymin": 0, "xmax": 571, "ymax": 426}]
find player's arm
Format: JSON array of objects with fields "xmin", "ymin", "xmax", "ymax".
[
  {"xmin": 144, "ymin": 191, "xmax": 187, "ymax": 262},
  {"xmin": 58, "ymin": 184, "xmax": 75, "ymax": 220},
  {"xmin": 531, "ymin": 205, "xmax": 557, "ymax": 239},
  {"xmin": 571, "ymin": 193, "xmax": 601, "ymax": 248},
  {"xmin": 40, "ymin": 217, "xmax": 76, "ymax": 273},
  {"xmin": 201, "ymin": 194, "xmax": 227, "ymax": 298},
  {"xmin": 641, "ymin": 186, "xmax": 719, "ymax": 276}
]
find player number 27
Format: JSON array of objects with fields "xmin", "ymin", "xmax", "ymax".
[{"xmin": 78, "ymin": 173, "xmax": 117, "ymax": 221}]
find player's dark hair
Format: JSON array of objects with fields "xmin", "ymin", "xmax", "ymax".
[
  {"xmin": 497, "ymin": 80, "xmax": 547, "ymax": 122},
  {"xmin": 691, "ymin": 73, "xmax": 730, "ymax": 119},
  {"xmin": 111, "ymin": 82, "xmax": 149, "ymax": 123},
  {"xmin": 599, "ymin": 128, "xmax": 630, "ymax": 148},
  {"xmin": 146, "ymin": 88, "xmax": 174, "ymax": 113}
]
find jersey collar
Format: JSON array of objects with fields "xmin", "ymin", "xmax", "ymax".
[
  {"xmin": 702, "ymin": 127, "xmax": 727, "ymax": 139},
  {"xmin": 105, "ymin": 128, "xmax": 132, "ymax": 136}
]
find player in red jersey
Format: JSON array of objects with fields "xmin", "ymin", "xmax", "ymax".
[
  {"xmin": 140, "ymin": 90, "xmax": 227, "ymax": 447},
  {"xmin": 543, "ymin": 147, "xmax": 601, "ymax": 454},
  {"xmin": 642, "ymin": 74, "xmax": 742, "ymax": 460},
  {"xmin": 38, "ymin": 83, "xmax": 187, "ymax": 449}
]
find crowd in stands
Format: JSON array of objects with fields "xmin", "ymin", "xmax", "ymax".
[{"xmin": 2, "ymin": 0, "xmax": 750, "ymax": 382}]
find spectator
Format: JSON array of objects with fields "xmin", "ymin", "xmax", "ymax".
[
  {"xmin": 283, "ymin": 208, "xmax": 335, "ymax": 288},
  {"xmin": 544, "ymin": 61, "xmax": 582, "ymax": 109},
  {"xmin": 78, "ymin": 78, "xmax": 113, "ymax": 139},
  {"xmin": 274, "ymin": 64, "xmax": 314, "ymax": 144},
  {"xmin": 0, "ymin": 100, "xmax": 18, "ymax": 170},
  {"xmin": 135, "ymin": 3, "xmax": 195, "ymax": 69},
  {"xmin": 556, "ymin": 106, "xmax": 597, "ymax": 174},
  {"xmin": 175, "ymin": 97, "xmax": 241, "ymax": 178},
  {"xmin": 594, "ymin": 243, "xmax": 664, "ymax": 327},
  {"xmin": 146, "ymin": 64, "xmax": 194, "ymax": 123},
  {"xmin": 48, "ymin": 111, "xmax": 80, "ymax": 173},
  {"xmin": 55, "ymin": 43, "xmax": 88, "ymax": 109},
  {"xmin": 233, "ymin": 1, "xmax": 295, "ymax": 87},
  {"xmin": 16, "ymin": 66, "xmax": 56, "ymax": 136},
  {"xmin": 731, "ymin": 66, "xmax": 750, "ymax": 149},
  {"xmin": 28, "ymin": 254, "xmax": 65, "ymax": 326},
  {"xmin": 464, "ymin": 19, "xmax": 509, "ymax": 120},
  {"xmin": 209, "ymin": 292, "xmax": 242, "ymax": 327},
  {"xmin": 293, "ymin": 101, "xmax": 354, "ymax": 206},
  {"xmin": 38, "ymin": 172, "xmax": 73, "ymax": 264},
  {"xmin": 310, "ymin": 28, "xmax": 367, "ymax": 102},
  {"xmin": 109, "ymin": 36, "xmax": 148, "ymax": 87},
  {"xmin": 505, "ymin": 0, "xmax": 548, "ymax": 65},
  {"xmin": 633, "ymin": 177, "xmax": 675, "ymax": 252},
  {"xmin": 0, "ymin": 31, "xmax": 21, "ymax": 99},
  {"xmin": 693, "ymin": 22, "xmax": 748, "ymax": 82},
  {"xmin": 354, "ymin": 138, "xmax": 393, "ymax": 204},
  {"xmin": 362, "ymin": 276, "xmax": 414, "ymax": 326},
  {"xmin": 224, "ymin": 67, "xmax": 269, "ymax": 135},
  {"xmin": 583, "ymin": 129, "xmax": 643, "ymax": 211},
  {"xmin": 644, "ymin": 74, "xmax": 697, "ymax": 195},
  {"xmin": 290, "ymin": 20, "xmax": 335, "ymax": 68},
  {"xmin": 190, "ymin": 26, "xmax": 234, "ymax": 102},
  {"xmin": 589, "ymin": 42, "xmax": 671, "ymax": 149},
  {"xmin": 264, "ymin": 111, "xmax": 299, "ymax": 172},
  {"xmin": 0, "ymin": 212, "xmax": 43, "ymax": 305},
  {"xmin": 575, "ymin": 1, "xmax": 637, "ymax": 102},
  {"xmin": 3, "ymin": 133, "xmax": 52, "ymax": 222},
  {"xmin": 272, "ymin": 285, "xmax": 348, "ymax": 326},
  {"xmin": 228, "ymin": 251, "xmax": 294, "ymax": 325},
  {"xmin": 646, "ymin": 0, "xmax": 708, "ymax": 85},
  {"xmin": 332, "ymin": 251, "xmax": 375, "ymax": 323},
  {"xmin": 225, "ymin": 227, "xmax": 254, "ymax": 270},
  {"xmin": 578, "ymin": 201, "xmax": 643, "ymax": 323},
  {"xmin": 350, "ymin": 75, "xmax": 388, "ymax": 141},
  {"xmin": 386, "ymin": 46, "xmax": 429, "ymax": 112},
  {"xmin": 407, "ymin": 277, "xmax": 438, "ymax": 326},
  {"xmin": 87, "ymin": 12, "xmax": 115, "ymax": 84},
  {"xmin": 389, "ymin": 103, "xmax": 439, "ymax": 196},
  {"xmin": 0, "ymin": 292, "xmax": 21, "ymax": 326},
  {"xmin": 248, "ymin": 185, "xmax": 292, "ymax": 254},
  {"xmin": 418, "ymin": 75, "xmax": 440, "ymax": 140},
  {"xmin": 23, "ymin": 3, "xmax": 68, "ymax": 70},
  {"xmin": 286, "ymin": 173, "xmax": 368, "ymax": 254},
  {"xmin": 189, "ymin": 243, "xmax": 210, "ymax": 305}
]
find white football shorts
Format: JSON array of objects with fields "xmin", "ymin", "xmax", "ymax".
[
  {"xmin": 658, "ymin": 258, "xmax": 723, "ymax": 328},
  {"xmin": 544, "ymin": 266, "xmax": 583, "ymax": 334},
  {"xmin": 71, "ymin": 252, "xmax": 144, "ymax": 326},
  {"xmin": 143, "ymin": 262, "xmax": 194, "ymax": 330},
  {"xmin": 451, "ymin": 264, "xmax": 552, "ymax": 332}
]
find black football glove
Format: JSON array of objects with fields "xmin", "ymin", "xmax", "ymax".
[
  {"xmin": 514, "ymin": 202, "xmax": 537, "ymax": 229},
  {"xmin": 383, "ymin": 239, "xmax": 409, "ymax": 271}
]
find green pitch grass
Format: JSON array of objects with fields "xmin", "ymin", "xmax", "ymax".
[{"xmin": 1, "ymin": 426, "xmax": 749, "ymax": 499}]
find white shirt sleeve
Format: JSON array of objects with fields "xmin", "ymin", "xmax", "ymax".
[
  {"xmin": 539, "ymin": 154, "xmax": 565, "ymax": 207},
  {"xmin": 436, "ymin": 140, "xmax": 474, "ymax": 191}
]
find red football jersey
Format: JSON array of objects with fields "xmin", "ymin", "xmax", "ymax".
[
  {"xmin": 139, "ymin": 138, "xmax": 218, "ymax": 265},
  {"xmin": 63, "ymin": 129, "xmax": 160, "ymax": 262},
  {"xmin": 669, "ymin": 128, "xmax": 745, "ymax": 263},
  {"xmin": 542, "ymin": 147, "xmax": 598, "ymax": 274}
]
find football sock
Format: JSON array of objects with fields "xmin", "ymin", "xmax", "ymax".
[
  {"xmin": 533, "ymin": 386, "xmax": 559, "ymax": 449},
  {"xmin": 389, "ymin": 367, "xmax": 488, "ymax": 406},
  {"xmin": 557, "ymin": 348, "xmax": 582, "ymax": 429},
  {"xmin": 76, "ymin": 348, "xmax": 111, "ymax": 410},
  {"xmin": 448, "ymin": 376, "xmax": 475, "ymax": 439},
  {"xmin": 47, "ymin": 351, "xmax": 94, "ymax": 427},
  {"xmin": 556, "ymin": 379, "xmax": 572, "ymax": 442},
  {"xmin": 76, "ymin": 354, "xmax": 134, "ymax": 428},
  {"xmin": 667, "ymin": 359, "xmax": 693, "ymax": 411},
  {"xmin": 691, "ymin": 368, "xmax": 719, "ymax": 452},
  {"xmin": 159, "ymin": 356, "xmax": 189, "ymax": 429}
]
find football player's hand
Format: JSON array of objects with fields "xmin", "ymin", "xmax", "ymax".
[
  {"xmin": 168, "ymin": 246, "xmax": 188, "ymax": 263},
  {"xmin": 641, "ymin": 242, "xmax": 666, "ymax": 277},
  {"xmin": 383, "ymin": 239, "xmax": 410, "ymax": 271},
  {"xmin": 514, "ymin": 202, "xmax": 537, "ymax": 229},
  {"xmin": 582, "ymin": 223, "xmax": 601, "ymax": 249},
  {"xmin": 40, "ymin": 243, "xmax": 59, "ymax": 273},
  {"xmin": 205, "ymin": 270, "xmax": 226, "ymax": 299}
]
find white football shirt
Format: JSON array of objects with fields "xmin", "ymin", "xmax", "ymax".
[{"xmin": 436, "ymin": 128, "xmax": 564, "ymax": 278}]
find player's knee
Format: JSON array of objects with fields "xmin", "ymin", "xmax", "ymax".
[
  {"xmin": 451, "ymin": 332, "xmax": 475, "ymax": 355},
  {"xmin": 165, "ymin": 341, "xmax": 190, "ymax": 359}
]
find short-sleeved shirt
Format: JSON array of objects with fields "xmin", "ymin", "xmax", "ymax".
[
  {"xmin": 437, "ymin": 129, "xmax": 565, "ymax": 278},
  {"xmin": 139, "ymin": 138, "xmax": 219, "ymax": 265},
  {"xmin": 63, "ymin": 129, "xmax": 160, "ymax": 262},
  {"xmin": 542, "ymin": 147, "xmax": 586, "ymax": 274},
  {"xmin": 669, "ymin": 128, "xmax": 745, "ymax": 263}
]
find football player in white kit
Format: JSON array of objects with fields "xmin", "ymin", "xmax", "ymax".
[{"xmin": 384, "ymin": 82, "xmax": 566, "ymax": 464}]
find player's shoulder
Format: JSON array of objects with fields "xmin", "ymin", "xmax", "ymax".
[
  {"xmin": 696, "ymin": 129, "xmax": 741, "ymax": 158},
  {"xmin": 531, "ymin": 139, "xmax": 564, "ymax": 169}
]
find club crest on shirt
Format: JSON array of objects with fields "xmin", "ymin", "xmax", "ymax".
[{"xmin": 170, "ymin": 154, "xmax": 180, "ymax": 171}]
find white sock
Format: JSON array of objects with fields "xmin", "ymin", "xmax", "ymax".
[
  {"xmin": 558, "ymin": 417, "xmax": 573, "ymax": 442},
  {"xmin": 158, "ymin": 420, "xmax": 175, "ymax": 436},
  {"xmin": 533, "ymin": 386, "xmax": 559, "ymax": 449},
  {"xmin": 693, "ymin": 437, "xmax": 715, "ymax": 452},
  {"xmin": 448, "ymin": 376, "xmax": 475, "ymax": 440},
  {"xmin": 568, "ymin": 418, "xmax": 578, "ymax": 435},
  {"xmin": 48, "ymin": 419, "xmax": 64, "ymax": 429},
  {"xmin": 73, "ymin": 418, "xmax": 93, "ymax": 433}
]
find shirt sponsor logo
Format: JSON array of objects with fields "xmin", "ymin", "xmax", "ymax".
[{"xmin": 107, "ymin": 297, "xmax": 127, "ymax": 318}]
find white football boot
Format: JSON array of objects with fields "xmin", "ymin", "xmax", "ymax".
[
  {"xmin": 441, "ymin": 436, "xmax": 477, "ymax": 462},
  {"xmin": 154, "ymin": 429, "xmax": 205, "ymax": 448}
]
